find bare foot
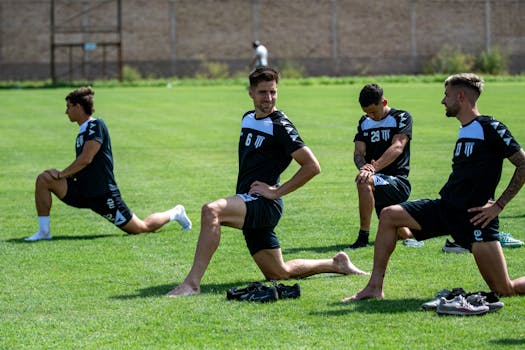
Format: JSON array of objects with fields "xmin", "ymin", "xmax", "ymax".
[
  {"xmin": 166, "ymin": 283, "xmax": 200, "ymax": 297},
  {"xmin": 334, "ymin": 251, "xmax": 369, "ymax": 275},
  {"xmin": 341, "ymin": 286, "xmax": 384, "ymax": 302}
]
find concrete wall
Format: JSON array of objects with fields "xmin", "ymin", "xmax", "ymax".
[{"xmin": 0, "ymin": 0, "xmax": 524, "ymax": 80}]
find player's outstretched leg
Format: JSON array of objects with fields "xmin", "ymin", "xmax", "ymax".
[
  {"xmin": 124, "ymin": 204, "xmax": 192, "ymax": 234},
  {"xmin": 267, "ymin": 251, "xmax": 369, "ymax": 280}
]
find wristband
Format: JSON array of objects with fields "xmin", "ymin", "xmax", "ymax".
[{"xmin": 495, "ymin": 200, "xmax": 505, "ymax": 210}]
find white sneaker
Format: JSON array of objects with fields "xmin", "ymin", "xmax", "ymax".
[
  {"xmin": 25, "ymin": 231, "xmax": 52, "ymax": 241},
  {"xmin": 173, "ymin": 205, "xmax": 192, "ymax": 231},
  {"xmin": 499, "ymin": 232, "xmax": 524, "ymax": 248},
  {"xmin": 421, "ymin": 288, "xmax": 452, "ymax": 310},
  {"xmin": 402, "ymin": 238, "xmax": 424, "ymax": 248}
]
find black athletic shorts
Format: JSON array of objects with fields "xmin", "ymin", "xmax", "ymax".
[
  {"xmin": 61, "ymin": 178, "xmax": 133, "ymax": 228},
  {"xmin": 237, "ymin": 193, "xmax": 283, "ymax": 255},
  {"xmin": 373, "ymin": 174, "xmax": 411, "ymax": 215},
  {"xmin": 400, "ymin": 198, "xmax": 499, "ymax": 250}
]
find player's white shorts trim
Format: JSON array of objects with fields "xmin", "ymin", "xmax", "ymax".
[
  {"xmin": 237, "ymin": 193, "xmax": 259, "ymax": 202},
  {"xmin": 372, "ymin": 174, "xmax": 390, "ymax": 186}
]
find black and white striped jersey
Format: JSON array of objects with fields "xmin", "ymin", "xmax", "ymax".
[{"xmin": 236, "ymin": 110, "xmax": 305, "ymax": 194}]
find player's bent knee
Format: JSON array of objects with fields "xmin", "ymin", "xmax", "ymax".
[
  {"xmin": 378, "ymin": 206, "xmax": 396, "ymax": 221},
  {"xmin": 263, "ymin": 270, "xmax": 290, "ymax": 281},
  {"xmin": 36, "ymin": 172, "xmax": 52, "ymax": 187},
  {"xmin": 261, "ymin": 264, "xmax": 292, "ymax": 280},
  {"xmin": 356, "ymin": 181, "xmax": 373, "ymax": 192},
  {"xmin": 201, "ymin": 202, "xmax": 219, "ymax": 221}
]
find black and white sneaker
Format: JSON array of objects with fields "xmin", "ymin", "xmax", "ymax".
[
  {"xmin": 275, "ymin": 283, "xmax": 301, "ymax": 299},
  {"xmin": 421, "ymin": 287, "xmax": 466, "ymax": 310},
  {"xmin": 436, "ymin": 295, "xmax": 489, "ymax": 316},
  {"xmin": 442, "ymin": 239, "xmax": 469, "ymax": 254},
  {"xmin": 465, "ymin": 291, "xmax": 504, "ymax": 312},
  {"xmin": 226, "ymin": 282, "xmax": 278, "ymax": 303}
]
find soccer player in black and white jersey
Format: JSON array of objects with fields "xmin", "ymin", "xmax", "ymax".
[
  {"xmin": 25, "ymin": 87, "xmax": 191, "ymax": 241},
  {"xmin": 344, "ymin": 73, "xmax": 525, "ymax": 302},
  {"xmin": 167, "ymin": 67, "xmax": 367, "ymax": 297},
  {"xmin": 348, "ymin": 84, "xmax": 416, "ymax": 249}
]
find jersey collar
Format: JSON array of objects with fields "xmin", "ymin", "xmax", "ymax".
[{"xmin": 78, "ymin": 117, "xmax": 95, "ymax": 133}]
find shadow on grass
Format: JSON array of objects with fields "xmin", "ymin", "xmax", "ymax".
[
  {"xmin": 283, "ymin": 241, "xmax": 375, "ymax": 254},
  {"xmin": 500, "ymin": 213, "xmax": 525, "ymax": 219},
  {"xmin": 111, "ymin": 281, "xmax": 260, "ymax": 299},
  {"xmin": 310, "ymin": 297, "xmax": 427, "ymax": 315},
  {"xmin": 489, "ymin": 338, "xmax": 525, "ymax": 346},
  {"xmin": 5, "ymin": 234, "xmax": 115, "ymax": 243}
]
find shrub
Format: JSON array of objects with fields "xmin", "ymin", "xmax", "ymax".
[
  {"xmin": 232, "ymin": 69, "xmax": 250, "ymax": 79},
  {"xmin": 424, "ymin": 45, "xmax": 475, "ymax": 74},
  {"xmin": 475, "ymin": 47, "xmax": 508, "ymax": 74},
  {"xmin": 279, "ymin": 60, "xmax": 306, "ymax": 79},
  {"xmin": 195, "ymin": 61, "xmax": 230, "ymax": 79},
  {"xmin": 121, "ymin": 65, "xmax": 142, "ymax": 82}
]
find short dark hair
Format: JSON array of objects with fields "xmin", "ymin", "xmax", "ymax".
[
  {"xmin": 249, "ymin": 66, "xmax": 279, "ymax": 88},
  {"xmin": 359, "ymin": 84, "xmax": 383, "ymax": 107},
  {"xmin": 444, "ymin": 73, "xmax": 484, "ymax": 98},
  {"xmin": 66, "ymin": 86, "xmax": 95, "ymax": 115}
]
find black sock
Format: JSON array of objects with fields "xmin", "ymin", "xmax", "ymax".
[{"xmin": 357, "ymin": 230, "xmax": 370, "ymax": 242}]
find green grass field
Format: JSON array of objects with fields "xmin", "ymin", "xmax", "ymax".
[{"xmin": 1, "ymin": 79, "xmax": 524, "ymax": 349}]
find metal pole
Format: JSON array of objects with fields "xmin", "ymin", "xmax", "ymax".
[
  {"xmin": 331, "ymin": 0, "xmax": 339, "ymax": 75},
  {"xmin": 410, "ymin": 0, "xmax": 417, "ymax": 58},
  {"xmin": 51, "ymin": 0, "xmax": 56, "ymax": 84},
  {"xmin": 117, "ymin": 0, "xmax": 122, "ymax": 81},
  {"xmin": 410, "ymin": 0, "xmax": 418, "ymax": 73},
  {"xmin": 485, "ymin": 0, "xmax": 491, "ymax": 51},
  {"xmin": 168, "ymin": 0, "xmax": 177, "ymax": 76},
  {"xmin": 82, "ymin": 0, "xmax": 89, "ymax": 79}
]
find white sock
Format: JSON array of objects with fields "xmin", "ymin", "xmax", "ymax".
[
  {"xmin": 38, "ymin": 216, "xmax": 50, "ymax": 234},
  {"xmin": 165, "ymin": 207, "xmax": 179, "ymax": 222}
]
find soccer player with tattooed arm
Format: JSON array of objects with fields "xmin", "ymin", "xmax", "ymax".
[{"xmin": 344, "ymin": 73, "xmax": 525, "ymax": 302}]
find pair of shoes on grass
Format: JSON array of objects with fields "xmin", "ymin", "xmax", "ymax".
[
  {"xmin": 422, "ymin": 288, "xmax": 503, "ymax": 315},
  {"xmin": 437, "ymin": 294, "xmax": 490, "ymax": 316},
  {"xmin": 226, "ymin": 282, "xmax": 301, "ymax": 303}
]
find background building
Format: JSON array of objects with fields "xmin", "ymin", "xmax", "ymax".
[{"xmin": 0, "ymin": 0, "xmax": 524, "ymax": 81}]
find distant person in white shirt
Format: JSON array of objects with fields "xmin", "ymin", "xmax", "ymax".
[{"xmin": 251, "ymin": 41, "xmax": 268, "ymax": 69}]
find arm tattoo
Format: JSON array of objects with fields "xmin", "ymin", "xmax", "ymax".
[
  {"xmin": 498, "ymin": 150, "xmax": 525, "ymax": 206},
  {"xmin": 354, "ymin": 154, "xmax": 366, "ymax": 170}
]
